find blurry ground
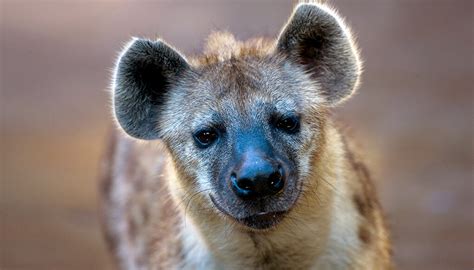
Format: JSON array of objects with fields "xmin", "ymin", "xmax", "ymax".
[{"xmin": 1, "ymin": 0, "xmax": 473, "ymax": 269}]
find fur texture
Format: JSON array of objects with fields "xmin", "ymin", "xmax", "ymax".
[{"xmin": 102, "ymin": 3, "xmax": 392, "ymax": 269}]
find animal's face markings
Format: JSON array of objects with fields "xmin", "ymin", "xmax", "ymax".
[
  {"xmin": 160, "ymin": 58, "xmax": 323, "ymax": 229},
  {"xmin": 112, "ymin": 3, "xmax": 362, "ymax": 230}
]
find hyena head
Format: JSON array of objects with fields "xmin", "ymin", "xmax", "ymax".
[{"xmin": 112, "ymin": 3, "xmax": 360, "ymax": 230}]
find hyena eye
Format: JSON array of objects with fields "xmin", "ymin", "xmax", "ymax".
[
  {"xmin": 276, "ymin": 115, "xmax": 300, "ymax": 134},
  {"xmin": 193, "ymin": 128, "xmax": 218, "ymax": 148}
]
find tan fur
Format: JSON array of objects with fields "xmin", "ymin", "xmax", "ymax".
[
  {"xmin": 102, "ymin": 3, "xmax": 392, "ymax": 269},
  {"xmin": 102, "ymin": 120, "xmax": 392, "ymax": 269},
  {"xmin": 190, "ymin": 31, "xmax": 275, "ymax": 67}
]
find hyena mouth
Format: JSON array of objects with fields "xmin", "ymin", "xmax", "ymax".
[
  {"xmin": 238, "ymin": 211, "xmax": 287, "ymax": 230},
  {"xmin": 209, "ymin": 195, "xmax": 287, "ymax": 230}
]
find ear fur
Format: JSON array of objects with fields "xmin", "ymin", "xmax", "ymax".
[
  {"xmin": 112, "ymin": 38, "xmax": 189, "ymax": 140},
  {"xmin": 276, "ymin": 3, "xmax": 362, "ymax": 105}
]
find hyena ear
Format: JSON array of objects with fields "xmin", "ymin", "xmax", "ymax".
[
  {"xmin": 276, "ymin": 3, "xmax": 361, "ymax": 105},
  {"xmin": 113, "ymin": 38, "xmax": 189, "ymax": 140}
]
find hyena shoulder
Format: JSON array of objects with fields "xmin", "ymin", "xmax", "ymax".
[{"xmin": 100, "ymin": 131, "xmax": 183, "ymax": 269}]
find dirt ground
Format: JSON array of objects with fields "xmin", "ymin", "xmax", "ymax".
[{"xmin": 1, "ymin": 1, "xmax": 473, "ymax": 269}]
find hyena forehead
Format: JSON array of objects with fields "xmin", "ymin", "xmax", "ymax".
[{"xmin": 180, "ymin": 55, "xmax": 323, "ymax": 129}]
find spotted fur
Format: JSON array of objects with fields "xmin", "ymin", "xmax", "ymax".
[{"xmin": 101, "ymin": 2, "xmax": 392, "ymax": 269}]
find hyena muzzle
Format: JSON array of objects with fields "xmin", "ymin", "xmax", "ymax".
[{"xmin": 101, "ymin": 3, "xmax": 393, "ymax": 270}]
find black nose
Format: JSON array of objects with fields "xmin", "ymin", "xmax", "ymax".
[{"xmin": 231, "ymin": 159, "xmax": 285, "ymax": 200}]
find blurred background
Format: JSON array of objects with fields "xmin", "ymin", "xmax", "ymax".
[{"xmin": 1, "ymin": 0, "xmax": 472, "ymax": 269}]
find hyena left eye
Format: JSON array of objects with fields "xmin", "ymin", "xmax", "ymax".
[
  {"xmin": 193, "ymin": 128, "xmax": 218, "ymax": 148},
  {"xmin": 276, "ymin": 116, "xmax": 300, "ymax": 134}
]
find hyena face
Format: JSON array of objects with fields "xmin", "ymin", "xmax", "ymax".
[
  {"xmin": 112, "ymin": 4, "xmax": 360, "ymax": 230},
  {"xmin": 160, "ymin": 57, "xmax": 325, "ymax": 230}
]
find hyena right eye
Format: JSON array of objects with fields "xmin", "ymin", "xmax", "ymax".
[
  {"xmin": 275, "ymin": 115, "xmax": 300, "ymax": 134},
  {"xmin": 193, "ymin": 128, "xmax": 219, "ymax": 148}
]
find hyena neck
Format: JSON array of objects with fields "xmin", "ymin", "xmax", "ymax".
[{"xmin": 175, "ymin": 123, "xmax": 360, "ymax": 269}]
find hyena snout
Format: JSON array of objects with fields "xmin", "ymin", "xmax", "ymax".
[{"xmin": 230, "ymin": 151, "xmax": 285, "ymax": 200}]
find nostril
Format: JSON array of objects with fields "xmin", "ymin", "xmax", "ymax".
[
  {"xmin": 269, "ymin": 172, "xmax": 280, "ymax": 186},
  {"xmin": 231, "ymin": 172, "xmax": 254, "ymax": 191},
  {"xmin": 268, "ymin": 165, "xmax": 285, "ymax": 192},
  {"xmin": 237, "ymin": 178, "xmax": 254, "ymax": 191}
]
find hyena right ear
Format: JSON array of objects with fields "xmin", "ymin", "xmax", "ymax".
[
  {"xmin": 276, "ymin": 3, "xmax": 362, "ymax": 105},
  {"xmin": 112, "ymin": 38, "xmax": 190, "ymax": 140}
]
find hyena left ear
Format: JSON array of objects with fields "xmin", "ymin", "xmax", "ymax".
[
  {"xmin": 276, "ymin": 3, "xmax": 362, "ymax": 105},
  {"xmin": 113, "ymin": 38, "xmax": 190, "ymax": 140}
]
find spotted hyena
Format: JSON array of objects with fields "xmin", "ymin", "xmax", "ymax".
[{"xmin": 101, "ymin": 2, "xmax": 393, "ymax": 269}]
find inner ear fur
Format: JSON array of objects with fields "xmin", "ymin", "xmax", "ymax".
[
  {"xmin": 113, "ymin": 38, "xmax": 189, "ymax": 140},
  {"xmin": 276, "ymin": 3, "xmax": 362, "ymax": 105}
]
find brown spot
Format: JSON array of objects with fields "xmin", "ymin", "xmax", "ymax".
[
  {"xmin": 341, "ymin": 134, "xmax": 379, "ymax": 227},
  {"xmin": 358, "ymin": 224, "xmax": 371, "ymax": 244},
  {"xmin": 99, "ymin": 170, "xmax": 112, "ymax": 199},
  {"xmin": 141, "ymin": 205, "xmax": 150, "ymax": 225},
  {"xmin": 128, "ymin": 214, "xmax": 137, "ymax": 239},
  {"xmin": 352, "ymin": 191, "xmax": 376, "ymax": 227},
  {"xmin": 248, "ymin": 232, "xmax": 259, "ymax": 249},
  {"xmin": 101, "ymin": 224, "xmax": 119, "ymax": 261},
  {"xmin": 261, "ymin": 252, "xmax": 271, "ymax": 266},
  {"xmin": 353, "ymin": 192, "xmax": 374, "ymax": 220},
  {"xmin": 99, "ymin": 128, "xmax": 118, "ymax": 197},
  {"xmin": 353, "ymin": 193, "xmax": 368, "ymax": 217}
]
